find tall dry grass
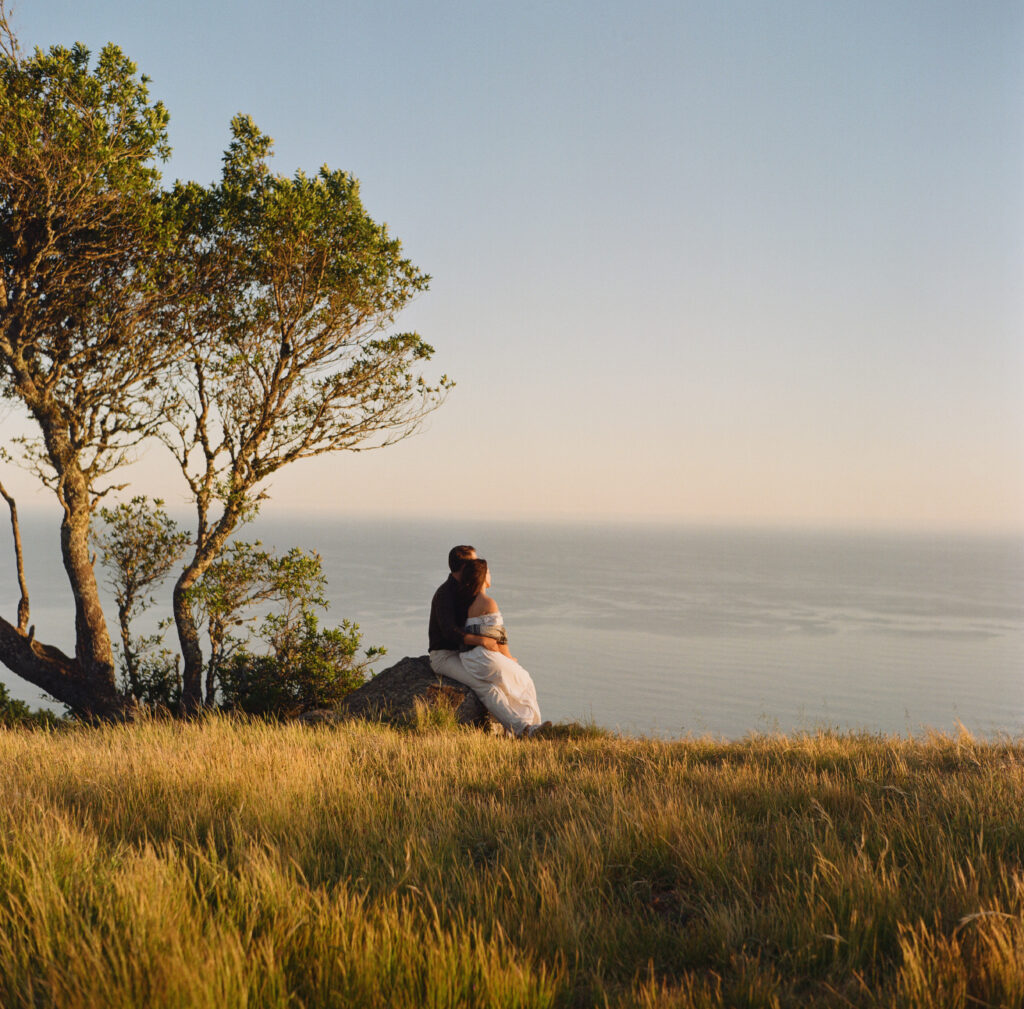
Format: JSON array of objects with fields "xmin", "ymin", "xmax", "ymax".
[{"xmin": 0, "ymin": 716, "xmax": 1021, "ymax": 1007}]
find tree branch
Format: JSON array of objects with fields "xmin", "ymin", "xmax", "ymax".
[{"xmin": 0, "ymin": 479, "xmax": 30, "ymax": 633}]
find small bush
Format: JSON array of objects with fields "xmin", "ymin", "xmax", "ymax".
[
  {"xmin": 119, "ymin": 650, "xmax": 182, "ymax": 711},
  {"xmin": 218, "ymin": 615, "xmax": 379, "ymax": 717},
  {"xmin": 0, "ymin": 682, "xmax": 60, "ymax": 727}
]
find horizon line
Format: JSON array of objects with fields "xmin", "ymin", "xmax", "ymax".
[{"xmin": 7, "ymin": 502, "xmax": 1023, "ymax": 539}]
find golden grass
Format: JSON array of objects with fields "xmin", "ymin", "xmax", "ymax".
[{"xmin": 0, "ymin": 717, "xmax": 1022, "ymax": 1007}]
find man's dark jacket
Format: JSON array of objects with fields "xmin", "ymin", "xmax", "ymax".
[{"xmin": 428, "ymin": 575, "xmax": 470, "ymax": 651}]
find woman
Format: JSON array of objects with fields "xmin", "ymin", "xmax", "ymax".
[{"xmin": 460, "ymin": 558, "xmax": 550, "ymax": 739}]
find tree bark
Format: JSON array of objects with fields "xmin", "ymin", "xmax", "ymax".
[
  {"xmin": 118, "ymin": 602, "xmax": 139, "ymax": 698},
  {"xmin": 173, "ymin": 506, "xmax": 242, "ymax": 711},
  {"xmin": 0, "ymin": 480, "xmax": 29, "ymax": 633},
  {"xmin": 204, "ymin": 620, "xmax": 225, "ymax": 709},
  {"xmin": 60, "ymin": 482, "xmax": 116, "ymax": 683},
  {"xmin": 0, "ymin": 615, "xmax": 99, "ymax": 714},
  {"xmin": 0, "ymin": 417, "xmax": 121, "ymax": 717},
  {"xmin": 172, "ymin": 578, "xmax": 205, "ymax": 712}
]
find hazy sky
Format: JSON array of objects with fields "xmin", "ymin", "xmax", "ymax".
[{"xmin": 5, "ymin": 1, "xmax": 1023, "ymax": 529}]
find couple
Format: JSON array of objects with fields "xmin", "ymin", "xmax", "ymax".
[{"xmin": 428, "ymin": 545, "xmax": 551, "ymax": 738}]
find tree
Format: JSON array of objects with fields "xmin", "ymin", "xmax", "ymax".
[
  {"xmin": 162, "ymin": 117, "xmax": 449, "ymax": 710},
  {"xmin": 0, "ymin": 476, "xmax": 29, "ymax": 634},
  {"xmin": 0, "ymin": 16, "xmax": 448, "ymax": 716},
  {"xmin": 0, "ymin": 11, "xmax": 180, "ymax": 716}
]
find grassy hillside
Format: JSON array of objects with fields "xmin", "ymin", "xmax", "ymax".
[{"xmin": 0, "ymin": 716, "xmax": 1021, "ymax": 1008}]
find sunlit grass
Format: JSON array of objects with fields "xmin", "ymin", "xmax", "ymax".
[{"xmin": 0, "ymin": 717, "xmax": 1021, "ymax": 1007}]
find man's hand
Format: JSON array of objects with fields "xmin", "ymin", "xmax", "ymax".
[{"xmin": 463, "ymin": 632, "xmax": 500, "ymax": 651}]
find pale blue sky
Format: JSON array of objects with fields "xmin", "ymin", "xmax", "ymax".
[{"xmin": 6, "ymin": 1, "xmax": 1024, "ymax": 529}]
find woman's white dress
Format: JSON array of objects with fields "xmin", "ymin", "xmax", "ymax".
[{"xmin": 462, "ymin": 611, "xmax": 543, "ymax": 736}]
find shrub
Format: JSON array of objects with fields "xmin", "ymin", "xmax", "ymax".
[
  {"xmin": 124, "ymin": 651, "xmax": 183, "ymax": 711},
  {"xmin": 218, "ymin": 614, "xmax": 381, "ymax": 717},
  {"xmin": 0, "ymin": 682, "xmax": 60, "ymax": 727}
]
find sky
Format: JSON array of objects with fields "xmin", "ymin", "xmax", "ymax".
[{"xmin": 4, "ymin": 0, "xmax": 1023, "ymax": 530}]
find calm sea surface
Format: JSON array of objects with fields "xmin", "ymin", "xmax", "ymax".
[{"xmin": 3, "ymin": 516, "xmax": 1023, "ymax": 738}]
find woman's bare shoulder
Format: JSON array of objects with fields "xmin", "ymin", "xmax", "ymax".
[{"xmin": 468, "ymin": 594, "xmax": 499, "ymax": 616}]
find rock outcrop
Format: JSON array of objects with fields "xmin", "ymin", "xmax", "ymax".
[{"xmin": 297, "ymin": 655, "xmax": 498, "ymax": 730}]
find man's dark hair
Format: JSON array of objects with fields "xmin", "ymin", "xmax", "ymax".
[{"xmin": 448, "ymin": 544, "xmax": 476, "ymax": 574}]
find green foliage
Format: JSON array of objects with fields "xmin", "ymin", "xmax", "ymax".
[
  {"xmin": 90, "ymin": 502, "xmax": 379, "ymax": 715},
  {"xmin": 187, "ymin": 540, "xmax": 324, "ymax": 699},
  {"xmin": 0, "ymin": 681, "xmax": 58, "ymax": 727},
  {"xmin": 158, "ymin": 112, "xmax": 450, "ymax": 531},
  {"xmin": 88, "ymin": 495, "xmax": 380, "ymax": 715},
  {"xmin": 0, "ymin": 38, "xmax": 169, "ymax": 194},
  {"xmin": 93, "ymin": 498, "xmax": 189, "ymax": 599},
  {"xmin": 126, "ymin": 650, "xmax": 182, "ymax": 711},
  {"xmin": 188, "ymin": 538, "xmax": 381, "ymax": 714},
  {"xmin": 218, "ymin": 614, "xmax": 379, "ymax": 717},
  {"xmin": 0, "ymin": 30, "xmax": 178, "ymax": 453},
  {"xmin": 92, "ymin": 497, "xmax": 189, "ymax": 703}
]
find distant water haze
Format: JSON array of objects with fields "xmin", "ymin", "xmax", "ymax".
[{"xmin": 2, "ymin": 515, "xmax": 1022, "ymax": 738}]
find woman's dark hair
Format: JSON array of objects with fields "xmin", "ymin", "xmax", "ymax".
[
  {"xmin": 448, "ymin": 544, "xmax": 476, "ymax": 574},
  {"xmin": 460, "ymin": 558, "xmax": 488, "ymax": 599}
]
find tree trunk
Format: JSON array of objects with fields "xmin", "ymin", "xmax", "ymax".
[
  {"xmin": 0, "ymin": 615, "xmax": 114, "ymax": 716},
  {"xmin": 118, "ymin": 603, "xmax": 139, "ymax": 699},
  {"xmin": 60, "ymin": 484, "xmax": 116, "ymax": 684},
  {"xmin": 0, "ymin": 503, "xmax": 121, "ymax": 718},
  {"xmin": 174, "ymin": 508, "xmax": 242, "ymax": 711},
  {"xmin": 172, "ymin": 577, "xmax": 205, "ymax": 712},
  {"xmin": 0, "ymin": 480, "xmax": 30, "ymax": 633},
  {"xmin": 204, "ymin": 620, "xmax": 224, "ymax": 709},
  {"xmin": 0, "ymin": 419, "xmax": 121, "ymax": 717}
]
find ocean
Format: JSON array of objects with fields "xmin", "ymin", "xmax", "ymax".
[{"xmin": 3, "ymin": 515, "xmax": 1023, "ymax": 738}]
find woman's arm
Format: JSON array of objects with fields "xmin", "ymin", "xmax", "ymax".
[{"xmin": 465, "ymin": 632, "xmax": 500, "ymax": 651}]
